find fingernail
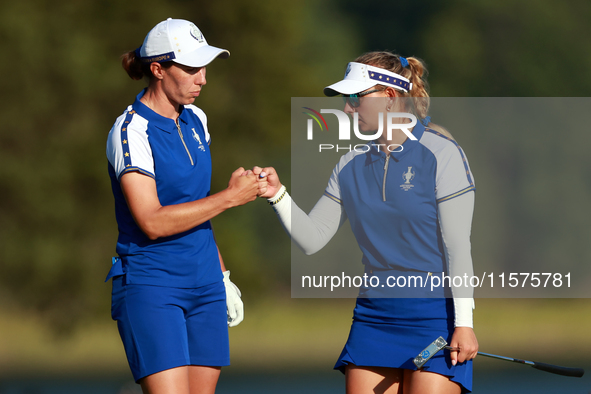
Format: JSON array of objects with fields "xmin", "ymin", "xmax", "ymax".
[
  {"xmin": 260, "ymin": 172, "xmax": 267, "ymax": 178},
  {"xmin": 452, "ymin": 360, "xmax": 457, "ymax": 366}
]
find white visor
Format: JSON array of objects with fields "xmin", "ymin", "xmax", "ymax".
[{"xmin": 324, "ymin": 62, "xmax": 412, "ymax": 96}]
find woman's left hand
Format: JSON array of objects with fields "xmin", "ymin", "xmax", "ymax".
[
  {"xmin": 449, "ymin": 327, "xmax": 478, "ymax": 365},
  {"xmin": 223, "ymin": 270, "xmax": 244, "ymax": 327}
]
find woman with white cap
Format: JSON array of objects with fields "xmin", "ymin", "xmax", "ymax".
[
  {"xmin": 256, "ymin": 51, "xmax": 478, "ymax": 393},
  {"xmin": 106, "ymin": 18, "xmax": 263, "ymax": 393}
]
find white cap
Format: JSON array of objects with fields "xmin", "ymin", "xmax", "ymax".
[
  {"xmin": 139, "ymin": 18, "xmax": 229, "ymax": 67},
  {"xmin": 324, "ymin": 62, "xmax": 412, "ymax": 96}
]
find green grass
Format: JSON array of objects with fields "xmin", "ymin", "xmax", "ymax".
[{"xmin": 0, "ymin": 298, "xmax": 588, "ymax": 377}]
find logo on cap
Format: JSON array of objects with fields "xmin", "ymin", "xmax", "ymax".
[
  {"xmin": 345, "ymin": 63, "xmax": 352, "ymax": 77},
  {"xmin": 189, "ymin": 24, "xmax": 205, "ymax": 43}
]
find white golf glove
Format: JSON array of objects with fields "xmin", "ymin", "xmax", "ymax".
[{"xmin": 223, "ymin": 270, "xmax": 244, "ymax": 327}]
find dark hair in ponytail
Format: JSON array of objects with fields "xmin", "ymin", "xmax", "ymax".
[
  {"xmin": 121, "ymin": 50, "xmax": 146, "ymax": 80},
  {"xmin": 120, "ymin": 50, "xmax": 174, "ymax": 81}
]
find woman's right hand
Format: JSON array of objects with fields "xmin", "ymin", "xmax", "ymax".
[
  {"xmin": 226, "ymin": 167, "xmax": 259, "ymax": 206},
  {"xmin": 449, "ymin": 327, "xmax": 479, "ymax": 366},
  {"xmin": 251, "ymin": 166, "xmax": 282, "ymax": 198}
]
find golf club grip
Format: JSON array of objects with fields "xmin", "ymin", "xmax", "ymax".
[{"xmin": 532, "ymin": 362, "xmax": 584, "ymax": 377}]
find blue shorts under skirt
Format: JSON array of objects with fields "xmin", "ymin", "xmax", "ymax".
[
  {"xmin": 334, "ymin": 297, "xmax": 473, "ymax": 393},
  {"xmin": 111, "ymin": 276, "xmax": 230, "ymax": 382}
]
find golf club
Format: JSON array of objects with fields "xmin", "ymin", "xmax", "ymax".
[{"xmin": 413, "ymin": 336, "xmax": 584, "ymax": 378}]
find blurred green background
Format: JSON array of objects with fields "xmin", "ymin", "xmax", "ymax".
[{"xmin": 1, "ymin": 0, "xmax": 591, "ymax": 387}]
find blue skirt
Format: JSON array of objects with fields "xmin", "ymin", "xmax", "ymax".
[{"xmin": 334, "ymin": 297, "xmax": 473, "ymax": 393}]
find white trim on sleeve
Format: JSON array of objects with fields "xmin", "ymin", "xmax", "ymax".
[{"xmin": 106, "ymin": 108, "xmax": 154, "ymax": 180}]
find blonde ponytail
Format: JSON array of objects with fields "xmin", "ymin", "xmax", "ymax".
[{"xmin": 354, "ymin": 51, "xmax": 454, "ymax": 139}]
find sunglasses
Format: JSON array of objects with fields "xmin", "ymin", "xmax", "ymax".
[{"xmin": 342, "ymin": 88, "xmax": 383, "ymax": 108}]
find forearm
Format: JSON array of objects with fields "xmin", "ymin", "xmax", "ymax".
[
  {"xmin": 217, "ymin": 245, "xmax": 227, "ymax": 272},
  {"xmin": 121, "ymin": 169, "xmax": 258, "ymax": 240},
  {"xmin": 438, "ymin": 191, "xmax": 475, "ymax": 327},
  {"xmin": 137, "ymin": 189, "xmax": 236, "ymax": 240},
  {"xmin": 269, "ymin": 187, "xmax": 346, "ymax": 255}
]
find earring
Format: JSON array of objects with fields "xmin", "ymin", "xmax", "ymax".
[{"xmin": 386, "ymin": 97, "xmax": 394, "ymax": 111}]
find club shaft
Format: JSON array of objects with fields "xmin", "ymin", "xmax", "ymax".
[
  {"xmin": 445, "ymin": 347, "xmax": 532, "ymax": 364},
  {"xmin": 476, "ymin": 351, "xmax": 583, "ymax": 377},
  {"xmin": 434, "ymin": 338, "xmax": 583, "ymax": 377},
  {"xmin": 477, "ymin": 351, "xmax": 534, "ymax": 366}
]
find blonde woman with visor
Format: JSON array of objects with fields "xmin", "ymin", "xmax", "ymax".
[{"xmin": 256, "ymin": 51, "xmax": 478, "ymax": 393}]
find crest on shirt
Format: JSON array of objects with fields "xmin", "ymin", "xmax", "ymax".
[
  {"xmin": 192, "ymin": 128, "xmax": 206, "ymax": 151},
  {"xmin": 400, "ymin": 166, "xmax": 415, "ymax": 191}
]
